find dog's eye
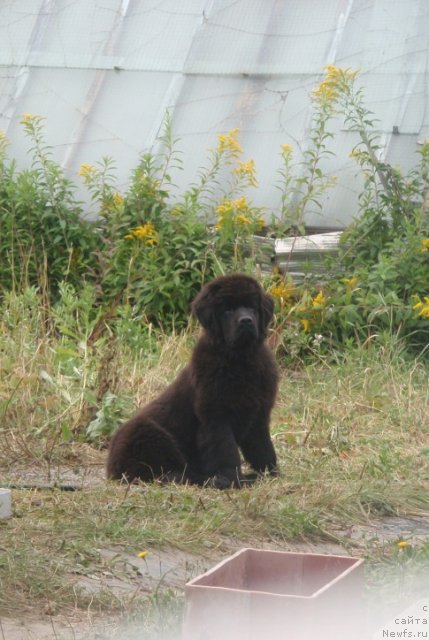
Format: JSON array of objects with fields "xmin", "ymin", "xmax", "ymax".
[{"xmin": 222, "ymin": 301, "xmax": 235, "ymax": 313}]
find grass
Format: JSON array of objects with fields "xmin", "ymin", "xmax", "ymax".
[{"xmin": 0, "ymin": 290, "xmax": 429, "ymax": 636}]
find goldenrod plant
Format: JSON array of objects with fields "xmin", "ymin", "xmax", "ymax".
[
  {"xmin": 0, "ymin": 68, "xmax": 428, "ymax": 351},
  {"xmin": 0, "ymin": 115, "xmax": 97, "ymax": 296},
  {"xmin": 269, "ymin": 66, "xmax": 429, "ymax": 360}
]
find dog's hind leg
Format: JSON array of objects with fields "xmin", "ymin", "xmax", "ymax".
[{"xmin": 106, "ymin": 418, "xmax": 187, "ymax": 483}]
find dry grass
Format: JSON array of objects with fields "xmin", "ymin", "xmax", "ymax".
[{"xmin": 1, "ymin": 291, "xmax": 429, "ymax": 632}]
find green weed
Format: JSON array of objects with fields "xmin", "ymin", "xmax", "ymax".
[{"xmin": 1, "ymin": 68, "xmax": 429, "ymax": 633}]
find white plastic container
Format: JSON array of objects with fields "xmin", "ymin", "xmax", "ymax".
[{"xmin": 0, "ymin": 488, "xmax": 12, "ymax": 519}]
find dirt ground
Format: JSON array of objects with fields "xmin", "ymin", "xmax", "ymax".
[{"xmin": 2, "ymin": 460, "xmax": 429, "ymax": 640}]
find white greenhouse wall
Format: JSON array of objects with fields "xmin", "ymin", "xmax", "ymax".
[{"xmin": 0, "ymin": 0, "xmax": 428, "ymax": 227}]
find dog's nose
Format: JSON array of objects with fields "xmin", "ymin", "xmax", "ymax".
[{"xmin": 239, "ymin": 315, "xmax": 254, "ymax": 326}]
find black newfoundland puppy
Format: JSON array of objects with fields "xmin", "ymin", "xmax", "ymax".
[{"xmin": 106, "ymin": 274, "xmax": 278, "ymax": 489}]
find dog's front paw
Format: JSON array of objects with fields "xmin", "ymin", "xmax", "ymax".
[
  {"xmin": 211, "ymin": 475, "xmax": 234, "ymax": 490},
  {"xmin": 206, "ymin": 470, "xmax": 243, "ymax": 490}
]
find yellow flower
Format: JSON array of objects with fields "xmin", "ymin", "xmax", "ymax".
[
  {"xmin": 341, "ymin": 276, "xmax": 358, "ymax": 291},
  {"xmin": 236, "ymin": 214, "xmax": 252, "ymax": 225},
  {"xmin": 300, "ymin": 318, "xmax": 310, "ymax": 332},
  {"xmin": 269, "ymin": 281, "xmax": 296, "ymax": 307},
  {"xmin": 281, "ymin": 144, "xmax": 293, "ymax": 155},
  {"xmin": 312, "ymin": 81, "xmax": 338, "ymax": 104},
  {"xmin": 215, "ymin": 200, "xmax": 233, "ymax": 217},
  {"xmin": 412, "ymin": 295, "xmax": 429, "ymax": 318},
  {"xmin": 234, "ymin": 159, "xmax": 258, "ymax": 186},
  {"xmin": 420, "ymin": 238, "xmax": 429, "ymax": 251},
  {"xmin": 312, "ymin": 65, "xmax": 358, "ymax": 104},
  {"xmin": 325, "ymin": 65, "xmax": 358, "ymax": 82},
  {"xmin": 78, "ymin": 163, "xmax": 96, "ymax": 179},
  {"xmin": 234, "ymin": 159, "xmax": 255, "ymax": 174},
  {"xmin": 217, "ymin": 128, "xmax": 243, "ymax": 157},
  {"xmin": 21, "ymin": 113, "xmax": 36, "ymax": 125},
  {"xmin": 214, "ymin": 195, "xmax": 262, "ymax": 230},
  {"xmin": 112, "ymin": 192, "xmax": 124, "ymax": 207},
  {"xmin": 349, "ymin": 147, "xmax": 364, "ymax": 160},
  {"xmin": 137, "ymin": 550, "xmax": 149, "ymax": 558},
  {"xmin": 125, "ymin": 223, "xmax": 159, "ymax": 245},
  {"xmin": 0, "ymin": 130, "xmax": 8, "ymax": 152},
  {"xmin": 230, "ymin": 196, "xmax": 248, "ymax": 211},
  {"xmin": 397, "ymin": 540, "xmax": 408, "ymax": 550},
  {"xmin": 311, "ymin": 291, "xmax": 326, "ymax": 308},
  {"xmin": 216, "ymin": 196, "xmax": 248, "ymax": 217}
]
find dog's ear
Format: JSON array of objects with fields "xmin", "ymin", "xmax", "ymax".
[
  {"xmin": 191, "ymin": 285, "xmax": 220, "ymax": 336},
  {"xmin": 260, "ymin": 290, "xmax": 275, "ymax": 333}
]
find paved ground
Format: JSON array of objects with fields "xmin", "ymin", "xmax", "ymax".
[
  {"xmin": 2, "ymin": 460, "xmax": 428, "ymax": 640},
  {"xmin": 2, "ymin": 513, "xmax": 429, "ymax": 640}
]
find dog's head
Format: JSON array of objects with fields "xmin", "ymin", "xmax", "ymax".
[{"xmin": 191, "ymin": 274, "xmax": 274, "ymax": 347}]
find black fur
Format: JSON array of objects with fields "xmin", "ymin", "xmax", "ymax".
[{"xmin": 106, "ymin": 274, "xmax": 279, "ymax": 489}]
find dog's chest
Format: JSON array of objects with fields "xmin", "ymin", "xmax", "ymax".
[
  {"xmin": 206, "ymin": 353, "xmax": 271, "ymax": 408},
  {"xmin": 191, "ymin": 341, "xmax": 277, "ymax": 418}
]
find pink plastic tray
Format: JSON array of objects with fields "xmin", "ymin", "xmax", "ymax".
[{"xmin": 184, "ymin": 548, "xmax": 364, "ymax": 640}]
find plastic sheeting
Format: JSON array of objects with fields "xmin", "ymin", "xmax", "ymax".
[{"xmin": 0, "ymin": 0, "xmax": 428, "ymax": 226}]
